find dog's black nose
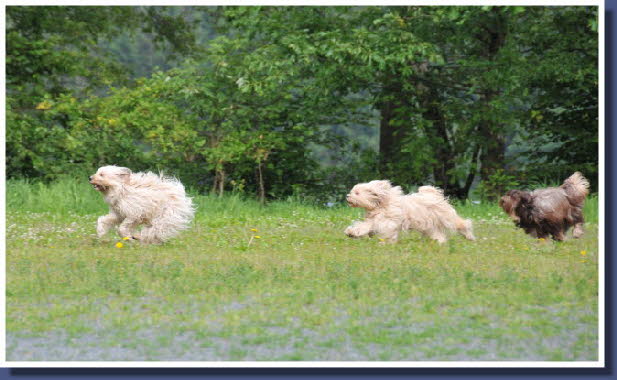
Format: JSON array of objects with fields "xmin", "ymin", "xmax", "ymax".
[{"xmin": 89, "ymin": 176, "xmax": 92, "ymax": 181}]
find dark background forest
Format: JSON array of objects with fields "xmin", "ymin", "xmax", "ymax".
[{"xmin": 6, "ymin": 6, "xmax": 599, "ymax": 203}]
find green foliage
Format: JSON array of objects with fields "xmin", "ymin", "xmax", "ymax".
[
  {"xmin": 6, "ymin": 6, "xmax": 598, "ymax": 201},
  {"xmin": 6, "ymin": 6, "xmax": 200, "ymax": 179},
  {"xmin": 514, "ymin": 7, "xmax": 599, "ymax": 189},
  {"xmin": 474, "ymin": 169, "xmax": 521, "ymax": 201},
  {"xmin": 211, "ymin": 6, "xmax": 597, "ymax": 197}
]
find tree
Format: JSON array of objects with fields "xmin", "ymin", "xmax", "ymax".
[
  {"xmin": 7, "ymin": 6, "xmax": 597, "ymax": 202},
  {"xmin": 6, "ymin": 6, "xmax": 200, "ymax": 178},
  {"xmin": 215, "ymin": 6, "xmax": 598, "ymax": 197},
  {"xmin": 511, "ymin": 6, "xmax": 598, "ymax": 188}
]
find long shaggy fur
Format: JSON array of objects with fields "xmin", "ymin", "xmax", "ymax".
[
  {"xmin": 90, "ymin": 165, "xmax": 195, "ymax": 244},
  {"xmin": 499, "ymin": 172, "xmax": 589, "ymax": 241},
  {"xmin": 344, "ymin": 180, "xmax": 475, "ymax": 244}
]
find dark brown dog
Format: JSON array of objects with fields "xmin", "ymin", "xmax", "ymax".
[{"xmin": 499, "ymin": 172, "xmax": 589, "ymax": 241}]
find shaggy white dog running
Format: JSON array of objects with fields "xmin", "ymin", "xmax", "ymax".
[
  {"xmin": 344, "ymin": 180, "xmax": 475, "ymax": 244},
  {"xmin": 89, "ymin": 165, "xmax": 195, "ymax": 244}
]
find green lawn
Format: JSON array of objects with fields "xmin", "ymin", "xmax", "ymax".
[{"xmin": 6, "ymin": 179, "xmax": 599, "ymax": 361}]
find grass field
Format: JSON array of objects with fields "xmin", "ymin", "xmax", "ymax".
[{"xmin": 6, "ymin": 178, "xmax": 600, "ymax": 361}]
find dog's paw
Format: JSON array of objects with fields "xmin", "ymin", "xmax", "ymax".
[
  {"xmin": 344, "ymin": 226, "xmax": 359, "ymax": 238},
  {"xmin": 96, "ymin": 229, "xmax": 108, "ymax": 239},
  {"xmin": 573, "ymin": 225, "xmax": 584, "ymax": 239},
  {"xmin": 117, "ymin": 235, "xmax": 140, "ymax": 242}
]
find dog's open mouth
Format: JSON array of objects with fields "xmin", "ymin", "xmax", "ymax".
[{"xmin": 90, "ymin": 182, "xmax": 107, "ymax": 192}]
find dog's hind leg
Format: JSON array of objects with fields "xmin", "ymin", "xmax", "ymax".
[
  {"xmin": 455, "ymin": 217, "xmax": 476, "ymax": 241},
  {"xmin": 552, "ymin": 230, "xmax": 566, "ymax": 241},
  {"xmin": 138, "ymin": 207, "xmax": 193, "ymax": 244},
  {"xmin": 524, "ymin": 228, "xmax": 539, "ymax": 238},
  {"xmin": 117, "ymin": 218, "xmax": 141, "ymax": 240},
  {"xmin": 370, "ymin": 219, "xmax": 400, "ymax": 243},
  {"xmin": 545, "ymin": 221, "xmax": 566, "ymax": 241},
  {"xmin": 138, "ymin": 227, "xmax": 160, "ymax": 244},
  {"xmin": 377, "ymin": 224, "xmax": 400, "ymax": 244},
  {"xmin": 97, "ymin": 213, "xmax": 120, "ymax": 238},
  {"xmin": 427, "ymin": 229, "xmax": 447, "ymax": 244},
  {"xmin": 139, "ymin": 215, "xmax": 176, "ymax": 244},
  {"xmin": 572, "ymin": 210, "xmax": 585, "ymax": 238}
]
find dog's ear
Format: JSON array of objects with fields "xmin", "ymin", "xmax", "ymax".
[
  {"xmin": 368, "ymin": 180, "xmax": 392, "ymax": 199},
  {"xmin": 518, "ymin": 191, "xmax": 532, "ymax": 206},
  {"xmin": 513, "ymin": 191, "xmax": 535, "ymax": 225},
  {"xmin": 116, "ymin": 167, "xmax": 132, "ymax": 183},
  {"xmin": 369, "ymin": 180, "xmax": 392, "ymax": 193},
  {"xmin": 366, "ymin": 180, "xmax": 398, "ymax": 208}
]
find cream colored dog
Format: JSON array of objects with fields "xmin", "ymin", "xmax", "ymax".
[
  {"xmin": 344, "ymin": 180, "xmax": 475, "ymax": 244},
  {"xmin": 89, "ymin": 165, "xmax": 195, "ymax": 244}
]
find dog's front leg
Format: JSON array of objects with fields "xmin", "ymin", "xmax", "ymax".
[
  {"xmin": 97, "ymin": 213, "xmax": 120, "ymax": 238},
  {"xmin": 117, "ymin": 218, "xmax": 141, "ymax": 240},
  {"xmin": 345, "ymin": 220, "xmax": 373, "ymax": 238}
]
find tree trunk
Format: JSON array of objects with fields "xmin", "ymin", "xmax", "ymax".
[
  {"xmin": 378, "ymin": 98, "xmax": 398, "ymax": 176},
  {"xmin": 256, "ymin": 162, "xmax": 265, "ymax": 205},
  {"xmin": 462, "ymin": 145, "xmax": 482, "ymax": 197},
  {"xmin": 422, "ymin": 98, "xmax": 458, "ymax": 197},
  {"xmin": 212, "ymin": 167, "xmax": 225, "ymax": 197},
  {"xmin": 211, "ymin": 172, "xmax": 218, "ymax": 194},
  {"xmin": 421, "ymin": 89, "xmax": 481, "ymax": 199},
  {"xmin": 218, "ymin": 169, "xmax": 225, "ymax": 197},
  {"xmin": 479, "ymin": 122, "xmax": 506, "ymax": 180},
  {"xmin": 477, "ymin": 7, "xmax": 508, "ymax": 182},
  {"xmin": 378, "ymin": 78, "xmax": 407, "ymax": 178}
]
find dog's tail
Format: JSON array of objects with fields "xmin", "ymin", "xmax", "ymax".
[
  {"xmin": 561, "ymin": 172, "xmax": 589, "ymax": 206},
  {"xmin": 417, "ymin": 186, "xmax": 449, "ymax": 204}
]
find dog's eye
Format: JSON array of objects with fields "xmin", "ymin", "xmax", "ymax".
[{"xmin": 355, "ymin": 191, "xmax": 359, "ymax": 195}]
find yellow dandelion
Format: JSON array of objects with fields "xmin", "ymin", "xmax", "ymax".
[
  {"xmin": 538, "ymin": 238, "xmax": 545, "ymax": 241},
  {"xmin": 115, "ymin": 242, "xmax": 124, "ymax": 248},
  {"xmin": 250, "ymin": 228, "xmax": 258, "ymax": 232},
  {"xmin": 123, "ymin": 237, "xmax": 131, "ymax": 241},
  {"xmin": 254, "ymin": 236, "xmax": 261, "ymax": 239},
  {"xmin": 379, "ymin": 238, "xmax": 385, "ymax": 242},
  {"xmin": 580, "ymin": 250, "xmax": 587, "ymax": 256}
]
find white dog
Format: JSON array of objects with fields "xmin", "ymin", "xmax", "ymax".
[
  {"xmin": 344, "ymin": 180, "xmax": 475, "ymax": 244},
  {"xmin": 89, "ymin": 165, "xmax": 195, "ymax": 244}
]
